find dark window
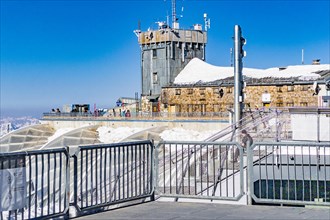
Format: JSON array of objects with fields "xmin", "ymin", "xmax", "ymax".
[
  {"xmin": 200, "ymin": 88, "xmax": 205, "ymax": 96},
  {"xmin": 226, "ymin": 87, "xmax": 233, "ymax": 93},
  {"xmin": 175, "ymin": 89, "xmax": 181, "ymax": 95},
  {"xmin": 153, "ymin": 72, "xmax": 158, "ymax": 84},
  {"xmin": 287, "ymin": 85, "xmax": 294, "ymax": 92},
  {"xmin": 188, "ymin": 88, "xmax": 193, "ymax": 95},
  {"xmin": 276, "ymin": 102, "xmax": 284, "ymax": 107},
  {"xmin": 301, "ymin": 85, "xmax": 309, "ymax": 91},
  {"xmin": 276, "ymin": 86, "xmax": 283, "ymax": 93},
  {"xmin": 153, "ymin": 49, "xmax": 157, "ymax": 58},
  {"xmin": 287, "ymin": 102, "xmax": 294, "ymax": 107}
]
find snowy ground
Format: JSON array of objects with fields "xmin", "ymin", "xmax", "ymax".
[{"xmin": 97, "ymin": 126, "xmax": 218, "ymax": 143}]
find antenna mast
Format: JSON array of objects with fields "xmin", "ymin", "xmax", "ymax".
[
  {"xmin": 172, "ymin": 0, "xmax": 176, "ymax": 25},
  {"xmin": 172, "ymin": 0, "xmax": 179, "ymax": 29}
]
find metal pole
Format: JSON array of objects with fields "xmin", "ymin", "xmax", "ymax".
[
  {"xmin": 172, "ymin": 0, "xmax": 176, "ymax": 28},
  {"xmin": 233, "ymin": 25, "xmax": 244, "ymax": 127},
  {"xmin": 247, "ymin": 144, "xmax": 253, "ymax": 205}
]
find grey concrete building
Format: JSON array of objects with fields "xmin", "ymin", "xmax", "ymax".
[{"xmin": 136, "ymin": 23, "xmax": 207, "ymax": 107}]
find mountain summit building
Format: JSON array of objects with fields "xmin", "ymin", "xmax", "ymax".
[{"xmin": 135, "ymin": 21, "xmax": 208, "ymax": 112}]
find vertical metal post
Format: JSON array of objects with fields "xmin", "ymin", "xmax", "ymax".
[
  {"xmin": 65, "ymin": 147, "xmax": 70, "ymax": 219},
  {"xmin": 73, "ymin": 154, "xmax": 78, "ymax": 210},
  {"xmin": 246, "ymin": 144, "xmax": 253, "ymax": 205},
  {"xmin": 232, "ymin": 25, "xmax": 245, "ymax": 162},
  {"xmin": 233, "ymin": 25, "xmax": 245, "ymax": 127},
  {"xmin": 317, "ymin": 109, "xmax": 320, "ymax": 142},
  {"xmin": 151, "ymin": 140, "xmax": 156, "ymax": 201}
]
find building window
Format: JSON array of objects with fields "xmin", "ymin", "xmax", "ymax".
[
  {"xmin": 175, "ymin": 89, "xmax": 181, "ymax": 95},
  {"xmin": 287, "ymin": 102, "xmax": 294, "ymax": 107},
  {"xmin": 226, "ymin": 87, "xmax": 233, "ymax": 93},
  {"xmin": 152, "ymin": 49, "xmax": 157, "ymax": 58},
  {"xmin": 276, "ymin": 102, "xmax": 284, "ymax": 107},
  {"xmin": 287, "ymin": 85, "xmax": 294, "ymax": 92},
  {"xmin": 301, "ymin": 85, "xmax": 309, "ymax": 91},
  {"xmin": 188, "ymin": 104, "xmax": 193, "ymax": 113},
  {"xmin": 153, "ymin": 72, "xmax": 158, "ymax": 84},
  {"xmin": 300, "ymin": 102, "xmax": 308, "ymax": 107},
  {"xmin": 213, "ymin": 104, "xmax": 220, "ymax": 112},
  {"xmin": 188, "ymin": 88, "xmax": 193, "ymax": 95},
  {"xmin": 199, "ymin": 88, "xmax": 205, "ymax": 96},
  {"xmin": 276, "ymin": 86, "xmax": 283, "ymax": 93}
]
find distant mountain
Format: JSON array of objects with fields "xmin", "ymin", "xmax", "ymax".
[{"xmin": 0, "ymin": 117, "xmax": 40, "ymax": 137}]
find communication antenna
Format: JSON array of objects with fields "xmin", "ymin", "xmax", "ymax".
[
  {"xmin": 133, "ymin": 20, "xmax": 141, "ymax": 37},
  {"xmin": 204, "ymin": 13, "xmax": 211, "ymax": 31},
  {"xmin": 172, "ymin": 0, "xmax": 178, "ymax": 28}
]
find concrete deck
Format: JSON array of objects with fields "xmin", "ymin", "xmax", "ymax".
[{"xmin": 76, "ymin": 201, "xmax": 330, "ymax": 219}]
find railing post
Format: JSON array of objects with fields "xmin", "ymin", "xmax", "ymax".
[
  {"xmin": 317, "ymin": 109, "xmax": 320, "ymax": 142},
  {"xmin": 73, "ymin": 154, "xmax": 78, "ymax": 209},
  {"xmin": 151, "ymin": 140, "xmax": 156, "ymax": 201},
  {"xmin": 246, "ymin": 143, "xmax": 253, "ymax": 205},
  {"xmin": 65, "ymin": 146, "xmax": 71, "ymax": 219}
]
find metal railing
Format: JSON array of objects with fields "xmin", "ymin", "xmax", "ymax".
[
  {"xmin": 248, "ymin": 142, "xmax": 330, "ymax": 206},
  {"xmin": 71, "ymin": 140, "xmax": 155, "ymax": 213},
  {"xmin": 1, "ymin": 140, "xmax": 329, "ymax": 219},
  {"xmin": 43, "ymin": 112, "xmax": 229, "ymax": 120},
  {"xmin": 156, "ymin": 141, "xmax": 244, "ymax": 201},
  {"xmin": 0, "ymin": 148, "xmax": 69, "ymax": 220}
]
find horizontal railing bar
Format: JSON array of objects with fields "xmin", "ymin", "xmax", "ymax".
[
  {"xmin": 78, "ymin": 140, "xmax": 153, "ymax": 150},
  {"xmin": 0, "ymin": 148, "xmax": 68, "ymax": 157}
]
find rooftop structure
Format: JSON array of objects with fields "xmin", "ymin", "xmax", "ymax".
[{"xmin": 135, "ymin": 1, "xmax": 208, "ymax": 107}]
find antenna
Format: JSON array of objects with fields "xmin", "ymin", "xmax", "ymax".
[
  {"xmin": 204, "ymin": 13, "xmax": 211, "ymax": 31},
  {"xmin": 133, "ymin": 20, "xmax": 141, "ymax": 37},
  {"xmin": 172, "ymin": 0, "xmax": 177, "ymax": 27},
  {"xmin": 230, "ymin": 48, "xmax": 233, "ymax": 67}
]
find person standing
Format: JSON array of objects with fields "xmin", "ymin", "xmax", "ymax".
[
  {"xmin": 241, "ymin": 129, "xmax": 253, "ymax": 149},
  {"xmin": 233, "ymin": 129, "xmax": 253, "ymax": 162}
]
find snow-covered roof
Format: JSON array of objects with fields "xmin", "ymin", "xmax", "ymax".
[{"xmin": 174, "ymin": 58, "xmax": 330, "ymax": 85}]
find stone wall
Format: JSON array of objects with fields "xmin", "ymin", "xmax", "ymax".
[{"xmin": 159, "ymin": 83, "xmax": 318, "ymax": 113}]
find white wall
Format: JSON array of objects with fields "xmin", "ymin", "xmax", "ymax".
[{"xmin": 291, "ymin": 114, "xmax": 330, "ymax": 141}]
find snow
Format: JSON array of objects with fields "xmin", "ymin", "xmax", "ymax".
[
  {"xmin": 97, "ymin": 126, "xmax": 218, "ymax": 143},
  {"xmin": 97, "ymin": 126, "xmax": 144, "ymax": 143},
  {"xmin": 47, "ymin": 127, "xmax": 75, "ymax": 142},
  {"xmin": 159, "ymin": 128, "xmax": 218, "ymax": 141},
  {"xmin": 174, "ymin": 58, "xmax": 330, "ymax": 84}
]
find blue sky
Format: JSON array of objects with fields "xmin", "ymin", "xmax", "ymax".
[{"xmin": 1, "ymin": 0, "xmax": 329, "ymax": 118}]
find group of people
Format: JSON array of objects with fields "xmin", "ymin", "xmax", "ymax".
[
  {"xmin": 111, "ymin": 108, "xmax": 131, "ymax": 117},
  {"xmin": 51, "ymin": 108, "xmax": 61, "ymax": 113}
]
